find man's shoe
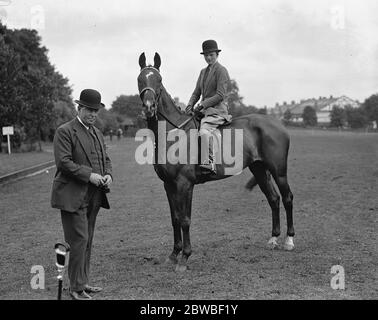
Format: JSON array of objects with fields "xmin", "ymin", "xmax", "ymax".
[
  {"xmin": 84, "ymin": 285, "xmax": 103, "ymax": 294},
  {"xmin": 69, "ymin": 290, "xmax": 92, "ymax": 300}
]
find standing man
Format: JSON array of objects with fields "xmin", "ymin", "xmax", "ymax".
[
  {"xmin": 186, "ymin": 39, "xmax": 232, "ymax": 173},
  {"xmin": 51, "ymin": 89, "xmax": 113, "ymax": 300}
]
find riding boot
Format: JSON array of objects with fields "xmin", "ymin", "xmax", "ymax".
[{"xmin": 199, "ymin": 134, "xmax": 216, "ymax": 174}]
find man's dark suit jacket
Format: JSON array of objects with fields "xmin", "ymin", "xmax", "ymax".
[{"xmin": 51, "ymin": 117, "xmax": 112, "ymax": 213}]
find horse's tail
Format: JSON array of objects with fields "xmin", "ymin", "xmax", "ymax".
[{"xmin": 245, "ymin": 176, "xmax": 257, "ymax": 191}]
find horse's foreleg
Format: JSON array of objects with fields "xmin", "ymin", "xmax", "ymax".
[
  {"xmin": 164, "ymin": 182, "xmax": 182, "ymax": 264},
  {"xmin": 175, "ymin": 180, "xmax": 194, "ymax": 272},
  {"xmin": 176, "ymin": 214, "xmax": 191, "ymax": 272}
]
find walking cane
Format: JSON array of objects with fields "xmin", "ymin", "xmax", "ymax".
[{"xmin": 54, "ymin": 242, "xmax": 70, "ymax": 300}]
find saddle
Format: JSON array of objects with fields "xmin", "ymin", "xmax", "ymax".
[{"xmin": 190, "ymin": 109, "xmax": 232, "ymax": 131}]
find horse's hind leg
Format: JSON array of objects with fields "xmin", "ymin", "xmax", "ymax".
[
  {"xmin": 164, "ymin": 182, "xmax": 182, "ymax": 264},
  {"xmin": 273, "ymin": 175, "xmax": 295, "ymax": 251},
  {"xmin": 249, "ymin": 161, "xmax": 281, "ymax": 249}
]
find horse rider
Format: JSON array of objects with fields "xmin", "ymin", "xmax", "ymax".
[
  {"xmin": 51, "ymin": 89, "xmax": 113, "ymax": 300},
  {"xmin": 186, "ymin": 39, "xmax": 232, "ymax": 173}
]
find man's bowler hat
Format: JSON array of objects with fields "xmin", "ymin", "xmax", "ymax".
[
  {"xmin": 75, "ymin": 89, "xmax": 105, "ymax": 110},
  {"xmin": 200, "ymin": 40, "xmax": 221, "ymax": 55}
]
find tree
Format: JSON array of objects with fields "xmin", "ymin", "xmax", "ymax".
[
  {"xmin": 0, "ymin": 30, "xmax": 24, "ymax": 131},
  {"xmin": 224, "ymin": 79, "xmax": 261, "ymax": 117},
  {"xmin": 257, "ymin": 107, "xmax": 267, "ymax": 115},
  {"xmin": 242, "ymin": 105, "xmax": 259, "ymax": 115},
  {"xmin": 330, "ymin": 106, "xmax": 346, "ymax": 127},
  {"xmin": 345, "ymin": 106, "xmax": 368, "ymax": 129},
  {"xmin": 53, "ymin": 101, "xmax": 75, "ymax": 127},
  {"xmin": 96, "ymin": 109, "xmax": 119, "ymax": 134},
  {"xmin": 302, "ymin": 106, "xmax": 317, "ymax": 126},
  {"xmin": 283, "ymin": 109, "xmax": 292, "ymax": 122},
  {"xmin": 282, "ymin": 109, "xmax": 293, "ymax": 126},
  {"xmin": 225, "ymin": 79, "xmax": 243, "ymax": 115},
  {"xmin": 110, "ymin": 94, "xmax": 143, "ymax": 118},
  {"xmin": 0, "ymin": 23, "xmax": 73, "ymax": 150},
  {"xmin": 22, "ymin": 68, "xmax": 57, "ymax": 150},
  {"xmin": 226, "ymin": 79, "xmax": 248, "ymax": 117},
  {"xmin": 362, "ymin": 94, "xmax": 378, "ymax": 124}
]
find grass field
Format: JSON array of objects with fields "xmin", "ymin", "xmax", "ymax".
[
  {"xmin": 0, "ymin": 143, "xmax": 53, "ymax": 176},
  {"xmin": 0, "ymin": 130, "xmax": 377, "ymax": 300}
]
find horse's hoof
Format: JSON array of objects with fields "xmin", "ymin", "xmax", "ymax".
[
  {"xmin": 284, "ymin": 236, "xmax": 295, "ymax": 251},
  {"xmin": 267, "ymin": 237, "xmax": 279, "ymax": 250},
  {"xmin": 165, "ymin": 255, "xmax": 178, "ymax": 265},
  {"xmin": 175, "ymin": 264, "xmax": 187, "ymax": 272}
]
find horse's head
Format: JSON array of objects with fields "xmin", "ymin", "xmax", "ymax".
[{"xmin": 137, "ymin": 52, "xmax": 162, "ymax": 118}]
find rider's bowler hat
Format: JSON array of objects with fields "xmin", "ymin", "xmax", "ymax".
[{"xmin": 200, "ymin": 40, "xmax": 222, "ymax": 55}]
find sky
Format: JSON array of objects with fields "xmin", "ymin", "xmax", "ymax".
[{"xmin": 1, "ymin": 0, "xmax": 378, "ymax": 109}]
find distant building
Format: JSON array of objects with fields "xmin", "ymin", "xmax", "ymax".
[
  {"xmin": 273, "ymin": 95, "xmax": 360, "ymax": 123},
  {"xmin": 273, "ymin": 101, "xmax": 296, "ymax": 119}
]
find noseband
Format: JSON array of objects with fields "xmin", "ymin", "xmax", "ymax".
[
  {"xmin": 139, "ymin": 86, "xmax": 158, "ymax": 99},
  {"xmin": 139, "ymin": 85, "xmax": 161, "ymax": 112}
]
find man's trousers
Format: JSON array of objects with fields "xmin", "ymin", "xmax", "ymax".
[{"xmin": 60, "ymin": 186, "xmax": 103, "ymax": 292}]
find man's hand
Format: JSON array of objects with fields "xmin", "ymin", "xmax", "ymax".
[
  {"xmin": 102, "ymin": 174, "xmax": 112, "ymax": 187},
  {"xmin": 89, "ymin": 173, "xmax": 105, "ymax": 187}
]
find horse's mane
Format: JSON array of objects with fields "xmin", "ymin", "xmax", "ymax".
[
  {"xmin": 160, "ymin": 85, "xmax": 185, "ymax": 115},
  {"xmin": 143, "ymin": 65, "xmax": 185, "ymax": 115}
]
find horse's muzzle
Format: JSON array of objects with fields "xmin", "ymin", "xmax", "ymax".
[
  {"xmin": 143, "ymin": 101, "xmax": 156, "ymax": 117},
  {"xmin": 142, "ymin": 89, "xmax": 157, "ymax": 117}
]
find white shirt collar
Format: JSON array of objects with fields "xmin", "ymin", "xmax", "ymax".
[
  {"xmin": 208, "ymin": 61, "xmax": 218, "ymax": 69},
  {"xmin": 77, "ymin": 116, "xmax": 89, "ymax": 130}
]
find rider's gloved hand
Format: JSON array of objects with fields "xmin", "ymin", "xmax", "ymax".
[
  {"xmin": 193, "ymin": 106, "xmax": 204, "ymax": 120},
  {"xmin": 195, "ymin": 104, "xmax": 204, "ymax": 112},
  {"xmin": 185, "ymin": 105, "xmax": 193, "ymax": 114}
]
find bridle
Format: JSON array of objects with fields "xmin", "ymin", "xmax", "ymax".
[
  {"xmin": 138, "ymin": 67, "xmax": 161, "ymax": 99},
  {"xmin": 138, "ymin": 67, "xmax": 197, "ymax": 130},
  {"xmin": 139, "ymin": 86, "xmax": 157, "ymax": 99},
  {"xmin": 138, "ymin": 66, "xmax": 162, "ymax": 121}
]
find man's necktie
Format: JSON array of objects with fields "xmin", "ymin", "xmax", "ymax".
[
  {"xmin": 88, "ymin": 126, "xmax": 99, "ymax": 143},
  {"xmin": 89, "ymin": 126, "xmax": 95, "ymax": 137}
]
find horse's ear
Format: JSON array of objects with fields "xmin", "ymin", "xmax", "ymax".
[
  {"xmin": 139, "ymin": 52, "xmax": 146, "ymax": 69},
  {"xmin": 154, "ymin": 52, "xmax": 161, "ymax": 70}
]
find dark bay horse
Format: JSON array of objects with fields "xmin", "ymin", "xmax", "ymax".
[{"xmin": 137, "ymin": 52, "xmax": 294, "ymax": 272}]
